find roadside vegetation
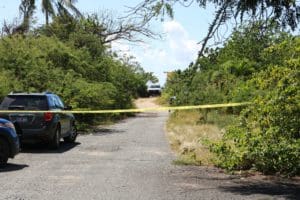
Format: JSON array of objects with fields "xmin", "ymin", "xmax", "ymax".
[
  {"xmin": 167, "ymin": 110, "xmax": 223, "ymax": 166},
  {"xmin": 0, "ymin": 4, "xmax": 157, "ymax": 129},
  {"xmin": 1, "ymin": 1, "xmax": 299, "ymax": 176},
  {"xmin": 164, "ymin": 22, "xmax": 300, "ymax": 177}
]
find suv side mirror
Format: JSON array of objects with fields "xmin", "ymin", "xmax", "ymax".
[{"xmin": 64, "ymin": 105, "xmax": 72, "ymax": 110}]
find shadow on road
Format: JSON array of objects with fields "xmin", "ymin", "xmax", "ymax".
[
  {"xmin": 172, "ymin": 166, "xmax": 300, "ymax": 199},
  {"xmin": 92, "ymin": 128, "xmax": 125, "ymax": 136},
  {"xmin": 135, "ymin": 113, "xmax": 160, "ymax": 118},
  {"xmin": 189, "ymin": 175, "xmax": 241, "ymax": 181},
  {"xmin": 21, "ymin": 142, "xmax": 80, "ymax": 154},
  {"xmin": 219, "ymin": 181, "xmax": 300, "ymax": 200},
  {"xmin": 0, "ymin": 163, "xmax": 29, "ymax": 173}
]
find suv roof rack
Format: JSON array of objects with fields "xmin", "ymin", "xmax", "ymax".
[
  {"xmin": 9, "ymin": 91, "xmax": 54, "ymax": 95},
  {"xmin": 9, "ymin": 91, "xmax": 24, "ymax": 94},
  {"xmin": 43, "ymin": 91, "xmax": 53, "ymax": 94}
]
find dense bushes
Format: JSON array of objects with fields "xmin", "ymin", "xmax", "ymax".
[
  {"xmin": 211, "ymin": 66, "xmax": 300, "ymax": 176},
  {"xmin": 163, "ymin": 22, "xmax": 300, "ymax": 176},
  {"xmin": 0, "ymin": 34, "xmax": 144, "ymax": 106}
]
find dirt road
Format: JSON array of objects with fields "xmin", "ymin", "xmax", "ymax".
[
  {"xmin": 134, "ymin": 97, "xmax": 161, "ymax": 109},
  {"xmin": 0, "ymin": 98, "xmax": 299, "ymax": 199}
]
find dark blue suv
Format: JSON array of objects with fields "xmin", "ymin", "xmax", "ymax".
[
  {"xmin": 0, "ymin": 92, "xmax": 77, "ymax": 149},
  {"xmin": 0, "ymin": 118, "xmax": 20, "ymax": 165}
]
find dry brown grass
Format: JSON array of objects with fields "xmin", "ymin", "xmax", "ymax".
[{"xmin": 166, "ymin": 110, "xmax": 227, "ymax": 165}]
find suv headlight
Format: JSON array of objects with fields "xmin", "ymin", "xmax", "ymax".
[{"xmin": 0, "ymin": 122, "xmax": 16, "ymax": 131}]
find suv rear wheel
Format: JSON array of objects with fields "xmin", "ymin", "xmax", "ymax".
[
  {"xmin": 64, "ymin": 123, "xmax": 77, "ymax": 143},
  {"xmin": 0, "ymin": 138, "xmax": 9, "ymax": 166},
  {"xmin": 50, "ymin": 127, "xmax": 61, "ymax": 149}
]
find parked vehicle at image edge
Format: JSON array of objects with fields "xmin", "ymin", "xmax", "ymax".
[
  {"xmin": 147, "ymin": 84, "xmax": 162, "ymax": 96},
  {"xmin": 0, "ymin": 118, "xmax": 20, "ymax": 166},
  {"xmin": 0, "ymin": 92, "xmax": 77, "ymax": 149}
]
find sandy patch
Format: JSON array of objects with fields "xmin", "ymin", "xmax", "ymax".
[{"xmin": 134, "ymin": 97, "xmax": 161, "ymax": 109}]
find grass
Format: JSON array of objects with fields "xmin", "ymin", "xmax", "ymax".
[
  {"xmin": 155, "ymin": 94, "xmax": 169, "ymax": 106},
  {"xmin": 172, "ymin": 154, "xmax": 202, "ymax": 166},
  {"xmin": 166, "ymin": 109, "xmax": 237, "ymax": 166}
]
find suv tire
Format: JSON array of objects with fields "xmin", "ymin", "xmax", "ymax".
[
  {"xmin": 63, "ymin": 123, "xmax": 77, "ymax": 143},
  {"xmin": 50, "ymin": 127, "xmax": 61, "ymax": 149},
  {"xmin": 0, "ymin": 138, "xmax": 9, "ymax": 166}
]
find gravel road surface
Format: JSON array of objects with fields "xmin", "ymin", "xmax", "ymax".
[{"xmin": 0, "ymin": 111, "xmax": 299, "ymax": 200}]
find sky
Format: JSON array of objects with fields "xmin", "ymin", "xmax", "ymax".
[{"xmin": 0, "ymin": 0, "xmax": 218, "ymax": 85}]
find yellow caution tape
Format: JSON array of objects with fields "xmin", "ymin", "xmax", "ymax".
[{"xmin": 0, "ymin": 102, "xmax": 251, "ymax": 114}]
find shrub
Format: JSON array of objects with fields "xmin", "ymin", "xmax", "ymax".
[{"xmin": 210, "ymin": 66, "xmax": 300, "ymax": 176}]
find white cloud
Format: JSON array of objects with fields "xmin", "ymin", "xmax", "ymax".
[
  {"xmin": 111, "ymin": 41, "xmax": 143, "ymax": 63},
  {"xmin": 164, "ymin": 20, "xmax": 188, "ymax": 39},
  {"xmin": 111, "ymin": 42, "xmax": 130, "ymax": 54},
  {"xmin": 111, "ymin": 20, "xmax": 200, "ymax": 84},
  {"xmin": 163, "ymin": 21, "xmax": 200, "ymax": 64}
]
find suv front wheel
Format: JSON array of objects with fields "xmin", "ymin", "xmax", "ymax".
[
  {"xmin": 50, "ymin": 126, "xmax": 61, "ymax": 149},
  {"xmin": 63, "ymin": 123, "xmax": 77, "ymax": 143}
]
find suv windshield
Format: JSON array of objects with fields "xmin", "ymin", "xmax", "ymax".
[
  {"xmin": 150, "ymin": 85, "xmax": 161, "ymax": 89},
  {"xmin": 0, "ymin": 95, "xmax": 48, "ymax": 110}
]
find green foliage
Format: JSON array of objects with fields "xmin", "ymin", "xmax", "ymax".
[
  {"xmin": 172, "ymin": 153, "xmax": 202, "ymax": 166},
  {"xmin": 209, "ymin": 125, "xmax": 253, "ymax": 171},
  {"xmin": 211, "ymin": 66, "xmax": 300, "ymax": 176},
  {"xmin": 0, "ymin": 15, "xmax": 154, "ymax": 127},
  {"xmin": 163, "ymin": 22, "xmax": 300, "ymax": 176},
  {"xmin": 0, "ymin": 71, "xmax": 21, "ymax": 101}
]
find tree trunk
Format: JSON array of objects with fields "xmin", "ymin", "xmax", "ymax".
[{"xmin": 45, "ymin": 10, "xmax": 49, "ymax": 25}]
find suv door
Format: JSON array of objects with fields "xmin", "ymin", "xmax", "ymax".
[{"xmin": 54, "ymin": 95, "xmax": 72, "ymax": 136}]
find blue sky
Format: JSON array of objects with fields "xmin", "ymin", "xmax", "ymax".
[{"xmin": 0, "ymin": 0, "xmax": 218, "ymax": 84}]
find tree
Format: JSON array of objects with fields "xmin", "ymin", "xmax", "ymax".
[
  {"xmin": 132, "ymin": 0, "xmax": 300, "ymax": 55},
  {"xmin": 1, "ymin": 0, "xmax": 36, "ymax": 35},
  {"xmin": 74, "ymin": 13, "xmax": 158, "ymax": 44},
  {"xmin": 20, "ymin": 0, "xmax": 82, "ymax": 25},
  {"xmin": 42, "ymin": 0, "xmax": 55, "ymax": 25},
  {"xmin": 19, "ymin": 0, "xmax": 36, "ymax": 32},
  {"xmin": 38, "ymin": 13, "xmax": 158, "ymax": 45}
]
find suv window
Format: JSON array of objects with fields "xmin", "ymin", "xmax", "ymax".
[
  {"xmin": 48, "ymin": 96, "xmax": 57, "ymax": 109},
  {"xmin": 54, "ymin": 96, "xmax": 64, "ymax": 109},
  {"xmin": 0, "ymin": 95, "xmax": 48, "ymax": 110},
  {"xmin": 149, "ymin": 85, "xmax": 161, "ymax": 89},
  {"xmin": 47, "ymin": 95, "xmax": 64, "ymax": 109}
]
